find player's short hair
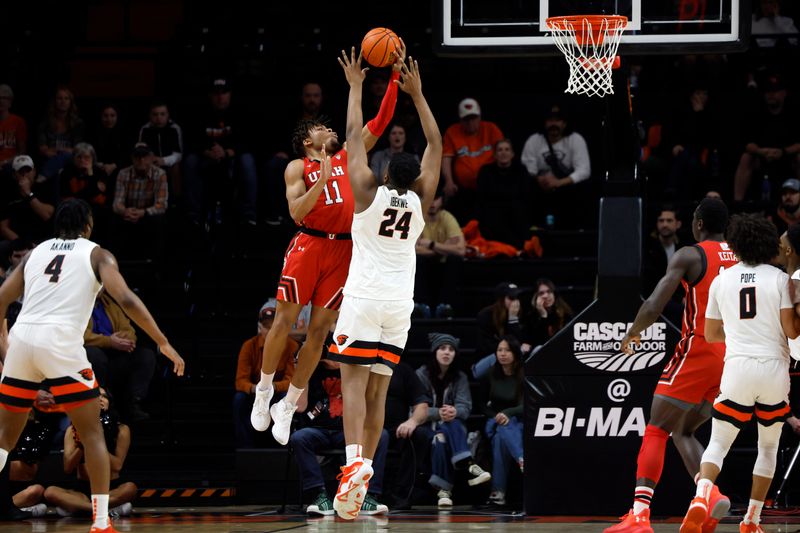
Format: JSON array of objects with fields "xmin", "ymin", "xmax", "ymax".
[
  {"xmin": 291, "ymin": 117, "xmax": 330, "ymax": 157},
  {"xmin": 695, "ymin": 197, "xmax": 728, "ymax": 234},
  {"xmin": 54, "ymin": 198, "xmax": 92, "ymax": 239},
  {"xmin": 725, "ymin": 213, "xmax": 779, "ymax": 265},
  {"xmin": 787, "ymin": 223, "xmax": 800, "ymax": 254},
  {"xmin": 387, "ymin": 152, "xmax": 420, "ymax": 190}
]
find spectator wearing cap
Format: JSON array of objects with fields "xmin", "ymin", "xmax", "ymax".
[
  {"xmin": 734, "ymin": 73, "xmax": 800, "ymax": 203},
  {"xmin": 233, "ymin": 299, "xmax": 298, "ymax": 448},
  {"xmin": 771, "ymin": 178, "xmax": 800, "ymax": 235},
  {"xmin": 184, "ymin": 78, "xmax": 258, "ymax": 228},
  {"xmin": 416, "ymin": 333, "xmax": 491, "ymax": 509},
  {"xmin": 111, "ymin": 142, "xmax": 168, "ymax": 262},
  {"xmin": 441, "ymin": 97, "xmax": 505, "ymax": 223},
  {"xmin": 0, "ymin": 155, "xmax": 55, "ymax": 243},
  {"xmin": 83, "ymin": 289, "xmax": 157, "ymax": 423},
  {"xmin": 475, "ymin": 282, "xmax": 524, "ymax": 360},
  {"xmin": 521, "ymin": 104, "xmax": 591, "ymax": 228},
  {"xmin": 36, "ymin": 85, "xmax": 85, "ymax": 179},
  {"xmin": 0, "ymin": 84, "xmax": 27, "ymax": 168}
]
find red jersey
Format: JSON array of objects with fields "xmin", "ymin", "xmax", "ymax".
[
  {"xmin": 680, "ymin": 240, "xmax": 738, "ymax": 340},
  {"xmin": 299, "ymin": 148, "xmax": 354, "ymax": 234}
]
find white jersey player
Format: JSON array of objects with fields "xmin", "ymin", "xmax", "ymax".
[
  {"xmin": 327, "ymin": 51, "xmax": 441, "ymax": 520},
  {"xmin": 0, "ymin": 199, "xmax": 184, "ymax": 533},
  {"xmin": 681, "ymin": 214, "xmax": 797, "ymax": 533}
]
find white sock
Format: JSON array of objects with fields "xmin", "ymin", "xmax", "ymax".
[
  {"xmin": 257, "ymin": 372, "xmax": 274, "ymax": 392},
  {"xmin": 633, "ymin": 486, "xmax": 654, "ymax": 514},
  {"xmin": 285, "ymin": 384, "xmax": 303, "ymax": 405},
  {"xmin": 695, "ymin": 478, "xmax": 713, "ymax": 502},
  {"xmin": 345, "ymin": 444, "xmax": 362, "ymax": 464},
  {"xmin": 363, "ymin": 458, "xmax": 373, "ymax": 468},
  {"xmin": 92, "ymin": 494, "xmax": 110, "ymax": 529},
  {"xmin": 744, "ymin": 499, "xmax": 764, "ymax": 525},
  {"xmin": 0, "ymin": 449, "xmax": 8, "ymax": 471}
]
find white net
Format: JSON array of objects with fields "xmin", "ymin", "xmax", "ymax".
[{"xmin": 547, "ymin": 16, "xmax": 627, "ymax": 98}]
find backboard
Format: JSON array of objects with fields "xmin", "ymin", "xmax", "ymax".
[{"xmin": 435, "ymin": 0, "xmax": 750, "ymax": 56}]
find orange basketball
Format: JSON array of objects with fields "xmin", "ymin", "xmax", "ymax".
[{"xmin": 361, "ymin": 27, "xmax": 401, "ymax": 68}]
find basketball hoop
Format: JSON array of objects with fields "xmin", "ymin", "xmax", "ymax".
[{"xmin": 546, "ymin": 15, "xmax": 627, "ymax": 98}]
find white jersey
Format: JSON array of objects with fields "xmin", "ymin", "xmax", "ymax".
[
  {"xmin": 15, "ymin": 238, "xmax": 101, "ymax": 335},
  {"xmin": 344, "ymin": 185, "xmax": 425, "ymax": 301},
  {"xmin": 706, "ymin": 262, "xmax": 792, "ymax": 360}
]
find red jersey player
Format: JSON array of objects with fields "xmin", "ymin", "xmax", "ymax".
[
  {"xmin": 250, "ymin": 42, "xmax": 407, "ymax": 446},
  {"xmin": 605, "ymin": 198, "xmax": 736, "ymax": 533}
]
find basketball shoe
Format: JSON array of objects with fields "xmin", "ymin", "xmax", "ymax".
[
  {"xmin": 680, "ymin": 496, "xmax": 709, "ymax": 533},
  {"xmin": 250, "ymin": 386, "xmax": 274, "ymax": 432},
  {"xmin": 270, "ymin": 397, "xmax": 297, "ymax": 445},
  {"xmin": 333, "ymin": 461, "xmax": 373, "ymax": 520},
  {"xmin": 739, "ymin": 522, "xmax": 765, "ymax": 533},
  {"xmin": 701, "ymin": 485, "xmax": 730, "ymax": 533},
  {"xmin": 90, "ymin": 526, "xmax": 120, "ymax": 533},
  {"xmin": 603, "ymin": 508, "xmax": 653, "ymax": 533}
]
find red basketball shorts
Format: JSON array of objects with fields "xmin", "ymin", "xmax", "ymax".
[{"xmin": 655, "ymin": 335, "xmax": 724, "ymax": 405}]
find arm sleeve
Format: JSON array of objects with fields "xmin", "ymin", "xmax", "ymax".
[
  {"xmin": 366, "ymin": 72, "xmax": 400, "ymax": 136},
  {"xmin": 569, "ymin": 134, "xmax": 592, "ymax": 183},
  {"xmin": 235, "ymin": 339, "xmax": 255, "ymax": 394},
  {"xmin": 705, "ymin": 277, "xmax": 722, "ymax": 320}
]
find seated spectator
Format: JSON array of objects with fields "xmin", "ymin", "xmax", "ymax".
[
  {"xmin": 382, "ymin": 361, "xmax": 431, "ymax": 510},
  {"xmin": 416, "ymin": 333, "xmax": 490, "ymax": 509},
  {"xmin": 442, "ymin": 98, "xmax": 505, "ymax": 223},
  {"xmin": 752, "ymin": 0, "xmax": 798, "ymax": 48},
  {"xmin": 91, "ymin": 104, "xmax": 127, "ymax": 184},
  {"xmin": 289, "ymin": 357, "xmax": 389, "ymax": 516},
  {"xmin": 37, "ymin": 86, "xmax": 85, "ymax": 179},
  {"xmin": 480, "ymin": 336, "xmax": 524, "ymax": 507},
  {"xmin": 84, "ymin": 289, "xmax": 157, "ymax": 423},
  {"xmin": 2, "ymin": 239, "xmax": 33, "ymax": 329},
  {"xmin": 476, "ymin": 139, "xmax": 534, "ymax": 248},
  {"xmin": 523, "ymin": 278, "xmax": 574, "ymax": 349},
  {"xmin": 233, "ymin": 299, "xmax": 297, "ymax": 448},
  {"xmin": 733, "ymin": 74, "xmax": 800, "ymax": 203},
  {"xmin": 184, "ymin": 78, "xmax": 258, "ymax": 228},
  {"xmin": 476, "ymin": 282, "xmax": 524, "ymax": 358},
  {"xmin": 662, "ymin": 85, "xmax": 721, "ymax": 205},
  {"xmin": 771, "ymin": 178, "xmax": 800, "ymax": 236},
  {"xmin": 44, "ymin": 389, "xmax": 137, "ymax": 518},
  {"xmin": 59, "ymin": 143, "xmax": 111, "ymax": 244},
  {"xmin": 138, "ymin": 101, "xmax": 184, "ymax": 201},
  {"xmin": 369, "ymin": 124, "xmax": 420, "ymax": 184},
  {"xmin": 0, "ymin": 84, "xmax": 27, "ymax": 169},
  {"xmin": 0, "ymin": 156, "xmax": 55, "ymax": 243},
  {"xmin": 521, "ymin": 104, "xmax": 591, "ymax": 228},
  {"xmin": 111, "ymin": 143, "xmax": 167, "ymax": 261},
  {"xmin": 414, "ymin": 188, "xmax": 465, "ymax": 318}
]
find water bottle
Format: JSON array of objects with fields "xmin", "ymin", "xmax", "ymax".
[
  {"xmin": 761, "ymin": 174, "xmax": 771, "ymax": 203},
  {"xmin": 545, "ymin": 214, "xmax": 555, "ymax": 229}
]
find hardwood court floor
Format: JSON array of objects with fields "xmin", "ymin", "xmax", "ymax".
[{"xmin": 1, "ymin": 507, "xmax": 799, "ymax": 532}]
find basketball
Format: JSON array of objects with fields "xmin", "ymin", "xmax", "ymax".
[{"xmin": 361, "ymin": 27, "xmax": 400, "ymax": 68}]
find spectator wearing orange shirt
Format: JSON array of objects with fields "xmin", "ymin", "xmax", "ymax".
[
  {"xmin": 0, "ymin": 85, "xmax": 27, "ymax": 169},
  {"xmin": 442, "ymin": 98, "xmax": 504, "ymax": 224},
  {"xmin": 234, "ymin": 299, "xmax": 298, "ymax": 448}
]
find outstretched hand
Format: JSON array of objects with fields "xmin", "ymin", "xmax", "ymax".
[
  {"xmin": 338, "ymin": 47, "xmax": 367, "ymax": 86},
  {"xmin": 159, "ymin": 342, "xmax": 185, "ymax": 376},
  {"xmin": 391, "ymin": 38, "xmax": 407, "ymax": 73},
  {"xmin": 319, "ymin": 145, "xmax": 332, "ymax": 184},
  {"xmin": 395, "ymin": 56, "xmax": 422, "ymax": 96}
]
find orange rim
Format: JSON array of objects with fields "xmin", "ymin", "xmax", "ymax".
[{"xmin": 546, "ymin": 14, "xmax": 628, "ymax": 45}]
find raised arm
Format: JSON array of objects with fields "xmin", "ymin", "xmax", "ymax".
[
  {"xmin": 621, "ymin": 246, "xmax": 698, "ymax": 353},
  {"xmin": 92, "ymin": 247, "xmax": 184, "ymax": 375},
  {"xmin": 360, "ymin": 40, "xmax": 406, "ymax": 152},
  {"xmin": 398, "ymin": 58, "xmax": 442, "ymax": 214},
  {"xmin": 338, "ymin": 47, "xmax": 378, "ymax": 212}
]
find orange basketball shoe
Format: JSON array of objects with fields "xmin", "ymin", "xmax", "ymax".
[
  {"xmin": 680, "ymin": 496, "xmax": 709, "ymax": 533},
  {"xmin": 90, "ymin": 526, "xmax": 120, "ymax": 533},
  {"xmin": 701, "ymin": 485, "xmax": 731, "ymax": 533},
  {"xmin": 739, "ymin": 522, "xmax": 765, "ymax": 533},
  {"xmin": 333, "ymin": 461, "xmax": 373, "ymax": 520},
  {"xmin": 603, "ymin": 508, "xmax": 654, "ymax": 533}
]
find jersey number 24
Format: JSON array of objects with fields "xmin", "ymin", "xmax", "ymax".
[{"xmin": 379, "ymin": 208, "xmax": 411, "ymax": 240}]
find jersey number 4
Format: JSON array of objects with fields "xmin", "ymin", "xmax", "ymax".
[
  {"xmin": 739, "ymin": 286, "xmax": 756, "ymax": 319},
  {"xmin": 44, "ymin": 255, "xmax": 65, "ymax": 283},
  {"xmin": 378, "ymin": 208, "xmax": 412, "ymax": 239}
]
